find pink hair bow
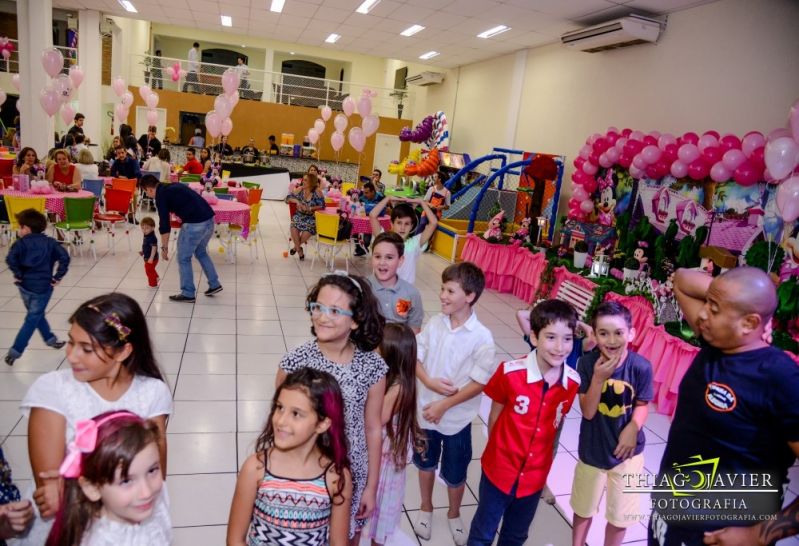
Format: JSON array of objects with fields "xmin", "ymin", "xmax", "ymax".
[{"xmin": 59, "ymin": 412, "xmax": 138, "ymax": 478}]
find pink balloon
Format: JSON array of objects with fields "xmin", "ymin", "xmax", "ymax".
[
  {"xmin": 333, "ymin": 113, "xmax": 348, "ymax": 133},
  {"xmin": 362, "ymin": 114, "xmax": 379, "ymax": 137},
  {"xmin": 226, "ymin": 90, "xmax": 239, "ymax": 109},
  {"xmin": 221, "ymin": 68, "xmax": 239, "ymax": 95},
  {"xmin": 749, "ymin": 146, "xmax": 766, "ymax": 171},
  {"xmin": 719, "ymin": 134, "xmax": 741, "ymax": 151},
  {"xmin": 629, "ymin": 165, "xmax": 644, "ymax": 179},
  {"xmin": 642, "ymin": 145, "xmax": 662, "ymax": 164},
  {"xmin": 146, "ymin": 109, "xmax": 158, "ymax": 126},
  {"xmin": 606, "ymin": 133, "xmax": 618, "ymax": 146},
  {"xmin": 579, "ymin": 145, "xmax": 591, "ymax": 160},
  {"xmin": 145, "ymin": 92, "xmax": 159, "ymax": 109},
  {"xmin": 357, "ymin": 96, "xmax": 372, "ymax": 118},
  {"xmin": 348, "ymin": 127, "xmax": 365, "ymax": 152},
  {"xmin": 654, "ymin": 160, "xmax": 671, "ymax": 179},
  {"xmin": 606, "ymin": 126, "xmax": 619, "ymax": 134},
  {"xmin": 621, "ymin": 128, "xmax": 632, "ymax": 137},
  {"xmin": 697, "ymin": 134, "xmax": 718, "ymax": 153},
  {"xmin": 630, "ymin": 130, "xmax": 645, "ymax": 141},
  {"xmin": 1, "ymin": 49, "xmax": 8, "ymax": 61},
  {"xmin": 703, "ymin": 130, "xmax": 720, "ymax": 140},
  {"xmin": 321, "ymin": 105, "xmax": 332, "ymax": 121},
  {"xmin": 587, "ymin": 133, "xmax": 601, "ymax": 146},
  {"xmin": 41, "ymin": 47, "xmax": 64, "ymax": 78},
  {"xmin": 658, "ymin": 133, "xmax": 677, "ymax": 150},
  {"xmin": 618, "ymin": 153, "xmax": 632, "ymax": 169},
  {"xmin": 605, "ymin": 147, "xmax": 620, "ymax": 163},
  {"xmin": 678, "ymin": 143, "xmax": 701, "ymax": 164},
  {"xmin": 592, "ymin": 138, "xmax": 609, "ymax": 153},
  {"xmin": 111, "ymin": 76, "xmax": 126, "ymax": 97},
  {"xmin": 314, "ymin": 119, "xmax": 325, "ymax": 134},
  {"xmin": 709, "ymin": 161, "xmax": 731, "ymax": 183},
  {"xmin": 330, "ymin": 131, "xmax": 344, "ymax": 152},
  {"xmin": 308, "ymin": 129, "xmax": 319, "ymax": 144},
  {"xmin": 721, "ymin": 149, "xmax": 746, "ymax": 171},
  {"xmin": 768, "ymin": 127, "xmax": 792, "ymax": 142},
  {"xmin": 582, "ymin": 161, "xmax": 598, "ymax": 175},
  {"xmin": 688, "ymin": 158, "xmax": 709, "ymax": 181},
  {"xmin": 615, "ymin": 137, "xmax": 628, "ymax": 151},
  {"xmin": 598, "ymin": 153, "xmax": 613, "ymax": 168},
  {"xmin": 205, "ymin": 110, "xmax": 221, "ymax": 138},
  {"xmin": 580, "ymin": 200, "xmax": 594, "ymax": 213},
  {"xmin": 662, "ymin": 144, "xmax": 679, "ymax": 163},
  {"xmin": 114, "ymin": 103, "xmax": 128, "ymax": 123},
  {"xmin": 54, "ymin": 74, "xmax": 73, "ymax": 103},
  {"xmin": 583, "ymin": 177, "xmax": 597, "ymax": 194},
  {"xmin": 765, "ymin": 137, "xmax": 799, "ymax": 180},
  {"xmin": 120, "ymin": 91, "xmax": 134, "ymax": 108},
  {"xmin": 214, "ymin": 95, "xmax": 232, "ymax": 120},
  {"xmin": 139, "ymin": 85, "xmax": 151, "ymax": 101},
  {"xmin": 60, "ymin": 104, "xmax": 75, "ymax": 126},
  {"xmin": 168, "ymin": 67, "xmax": 179, "ymax": 82},
  {"xmin": 221, "ymin": 117, "xmax": 233, "ymax": 137},
  {"xmin": 776, "ymin": 175, "xmax": 799, "ymax": 223},
  {"xmin": 741, "ymin": 131, "xmax": 766, "ymax": 157},
  {"xmin": 342, "ymin": 96, "xmax": 355, "ymax": 117},
  {"xmin": 703, "ymin": 146, "xmax": 723, "ymax": 165},
  {"xmin": 633, "ymin": 154, "xmax": 648, "ymax": 169},
  {"xmin": 643, "ymin": 135, "xmax": 657, "ymax": 147},
  {"xmin": 11, "ymin": 74, "xmax": 20, "ymax": 91},
  {"xmin": 682, "ymin": 132, "xmax": 699, "ymax": 145},
  {"xmin": 69, "ymin": 66, "xmax": 84, "ymax": 90},
  {"xmin": 733, "ymin": 161, "xmax": 759, "ymax": 186},
  {"xmin": 39, "ymin": 88, "xmax": 61, "ymax": 117},
  {"xmin": 573, "ymin": 186, "xmax": 588, "ymax": 202},
  {"xmin": 790, "ymin": 100, "xmax": 799, "ymax": 142}
]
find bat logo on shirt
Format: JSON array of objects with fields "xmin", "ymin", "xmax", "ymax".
[
  {"xmin": 598, "ymin": 378, "xmax": 635, "ymax": 419},
  {"xmin": 704, "ymin": 382, "xmax": 737, "ymax": 412}
]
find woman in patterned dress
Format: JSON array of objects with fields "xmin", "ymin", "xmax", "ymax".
[{"xmin": 286, "ymin": 172, "xmax": 325, "ymax": 260}]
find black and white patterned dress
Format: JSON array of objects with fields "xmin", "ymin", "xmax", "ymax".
[{"xmin": 280, "ymin": 340, "xmax": 388, "ymax": 536}]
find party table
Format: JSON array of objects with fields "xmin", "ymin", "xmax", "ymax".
[
  {"xmin": 0, "ymin": 189, "xmax": 95, "ymax": 217},
  {"xmin": 188, "ymin": 183, "xmax": 248, "ymax": 203}
]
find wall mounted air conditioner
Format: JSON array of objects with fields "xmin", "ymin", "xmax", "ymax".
[
  {"xmin": 100, "ymin": 18, "xmax": 119, "ymax": 37},
  {"xmin": 561, "ymin": 15, "xmax": 664, "ymax": 53},
  {"xmin": 406, "ymin": 71, "xmax": 444, "ymax": 86}
]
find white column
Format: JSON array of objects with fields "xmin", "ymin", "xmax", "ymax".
[
  {"xmin": 262, "ymin": 48, "xmax": 274, "ymax": 103},
  {"xmin": 504, "ymin": 49, "xmax": 527, "ymax": 149},
  {"xmin": 17, "ymin": 0, "xmax": 54, "ymax": 156},
  {"xmin": 78, "ymin": 10, "xmax": 102, "ymax": 146}
]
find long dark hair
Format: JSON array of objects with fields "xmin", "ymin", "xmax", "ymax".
[
  {"xmin": 380, "ymin": 324, "xmax": 425, "ymax": 467},
  {"xmin": 255, "ymin": 369, "xmax": 350, "ymax": 502},
  {"xmin": 306, "ymin": 273, "xmax": 384, "ymax": 351},
  {"xmin": 69, "ymin": 294, "xmax": 164, "ymax": 381},
  {"xmin": 46, "ymin": 412, "xmax": 160, "ymax": 546},
  {"xmin": 16, "ymin": 146, "xmax": 38, "ymax": 168}
]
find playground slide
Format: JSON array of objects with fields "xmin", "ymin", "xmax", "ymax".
[{"xmin": 443, "ymin": 183, "xmax": 483, "ymax": 220}]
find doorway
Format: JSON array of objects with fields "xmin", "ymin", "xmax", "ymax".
[
  {"xmin": 180, "ymin": 112, "xmax": 206, "ymax": 146},
  {"xmin": 373, "ymin": 133, "xmax": 402, "ymax": 187}
]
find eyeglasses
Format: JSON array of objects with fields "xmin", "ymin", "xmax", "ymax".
[{"xmin": 308, "ymin": 302, "xmax": 353, "ymax": 318}]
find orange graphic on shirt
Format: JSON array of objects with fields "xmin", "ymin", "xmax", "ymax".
[{"xmin": 395, "ymin": 298, "xmax": 412, "ymax": 317}]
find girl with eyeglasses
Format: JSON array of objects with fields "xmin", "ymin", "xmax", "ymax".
[{"xmin": 277, "ymin": 272, "xmax": 386, "ymax": 545}]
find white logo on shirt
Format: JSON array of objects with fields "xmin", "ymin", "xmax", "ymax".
[{"xmin": 553, "ymin": 401, "xmax": 567, "ymax": 429}]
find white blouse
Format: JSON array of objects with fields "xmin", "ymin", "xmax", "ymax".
[{"xmin": 81, "ymin": 490, "xmax": 172, "ymax": 546}]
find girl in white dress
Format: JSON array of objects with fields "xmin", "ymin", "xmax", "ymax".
[
  {"xmin": 45, "ymin": 411, "xmax": 171, "ymax": 546},
  {"xmin": 14, "ymin": 293, "xmax": 172, "ymax": 545}
]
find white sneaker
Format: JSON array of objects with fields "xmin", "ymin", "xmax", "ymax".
[
  {"xmin": 413, "ymin": 510, "xmax": 433, "ymax": 540},
  {"xmin": 448, "ymin": 516, "xmax": 467, "ymax": 546}
]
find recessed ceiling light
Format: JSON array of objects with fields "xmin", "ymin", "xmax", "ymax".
[
  {"xmin": 400, "ymin": 24, "xmax": 425, "ymax": 37},
  {"xmin": 477, "ymin": 25, "xmax": 510, "ymax": 38},
  {"xmin": 419, "ymin": 50, "xmax": 439, "ymax": 60},
  {"xmin": 270, "ymin": 0, "xmax": 285, "ymax": 13},
  {"xmin": 290, "ymin": 51, "xmax": 296, "ymax": 55},
  {"xmin": 325, "ymin": 33, "xmax": 341, "ymax": 43},
  {"xmin": 221, "ymin": 15, "xmax": 232, "ymax": 26},
  {"xmin": 118, "ymin": 0, "xmax": 137, "ymax": 13},
  {"xmin": 355, "ymin": 0, "xmax": 380, "ymax": 14}
]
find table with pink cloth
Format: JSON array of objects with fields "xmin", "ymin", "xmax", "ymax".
[
  {"xmin": 170, "ymin": 200, "xmax": 251, "ymax": 239},
  {"xmin": 460, "ymin": 234, "xmax": 547, "ymax": 302},
  {"xmin": 0, "ymin": 188, "xmax": 95, "ymax": 216},
  {"xmin": 188, "ymin": 182, "xmax": 248, "ymax": 203},
  {"xmin": 319, "ymin": 211, "xmax": 391, "ymax": 235}
]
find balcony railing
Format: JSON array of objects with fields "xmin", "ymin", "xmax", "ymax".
[
  {"xmin": 0, "ymin": 39, "xmax": 79, "ymax": 76},
  {"xmin": 132, "ymin": 53, "xmax": 414, "ymax": 119}
]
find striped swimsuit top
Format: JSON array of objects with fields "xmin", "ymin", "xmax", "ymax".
[{"xmin": 246, "ymin": 464, "xmax": 332, "ymax": 546}]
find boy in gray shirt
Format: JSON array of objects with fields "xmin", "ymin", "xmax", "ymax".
[{"xmin": 367, "ymin": 232, "xmax": 424, "ymax": 333}]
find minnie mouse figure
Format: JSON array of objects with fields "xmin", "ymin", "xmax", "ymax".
[
  {"xmin": 634, "ymin": 241, "xmax": 650, "ymax": 274},
  {"xmin": 511, "ymin": 217, "xmax": 531, "ymax": 242}
]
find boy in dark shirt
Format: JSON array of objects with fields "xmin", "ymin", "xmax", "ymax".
[
  {"xmin": 140, "ymin": 216, "xmax": 159, "ymax": 287},
  {"xmin": 4, "ymin": 209, "xmax": 70, "ymax": 366}
]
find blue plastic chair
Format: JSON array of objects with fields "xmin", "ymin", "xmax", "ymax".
[
  {"xmin": 216, "ymin": 193, "xmax": 235, "ymax": 201},
  {"xmin": 81, "ymin": 179, "xmax": 104, "ymax": 199}
]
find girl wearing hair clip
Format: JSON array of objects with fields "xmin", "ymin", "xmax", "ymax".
[
  {"xmin": 277, "ymin": 271, "xmax": 387, "ymax": 545},
  {"xmin": 45, "ymin": 411, "xmax": 171, "ymax": 546},
  {"xmin": 16, "ymin": 294, "xmax": 172, "ymax": 545}
]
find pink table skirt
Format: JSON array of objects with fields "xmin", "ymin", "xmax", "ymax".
[
  {"xmin": 0, "ymin": 189, "xmax": 95, "ymax": 216},
  {"xmin": 460, "ymin": 234, "xmax": 547, "ymax": 302},
  {"xmin": 170, "ymin": 200, "xmax": 251, "ymax": 238},
  {"xmin": 188, "ymin": 183, "xmax": 248, "ymax": 203},
  {"xmin": 318, "ymin": 211, "xmax": 390, "ymax": 236}
]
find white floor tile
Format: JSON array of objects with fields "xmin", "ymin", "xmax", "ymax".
[
  {"xmin": 167, "ymin": 432, "xmax": 237, "ymax": 474},
  {"xmin": 172, "ymin": 525, "xmax": 228, "ymax": 546},
  {"xmin": 167, "ymin": 473, "xmax": 237, "ymax": 527},
  {"xmin": 173, "ymin": 374, "xmax": 236, "ymax": 401},
  {"xmin": 169, "ymin": 401, "xmax": 237, "ymax": 433}
]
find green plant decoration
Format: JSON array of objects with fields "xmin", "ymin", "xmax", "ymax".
[
  {"xmin": 772, "ymin": 330, "xmax": 799, "ymax": 354},
  {"xmin": 775, "ymin": 277, "xmax": 799, "ymax": 323},
  {"xmin": 744, "ymin": 241, "xmax": 786, "ymax": 274},
  {"xmin": 583, "ymin": 278, "xmax": 623, "ymax": 322}
]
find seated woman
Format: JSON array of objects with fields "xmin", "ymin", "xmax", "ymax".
[
  {"xmin": 286, "ymin": 172, "xmax": 325, "ymax": 260},
  {"xmin": 13, "ymin": 147, "xmax": 40, "ymax": 176},
  {"xmin": 199, "ymin": 147, "xmax": 213, "ymax": 175},
  {"xmin": 105, "ymin": 136, "xmax": 122, "ymax": 161},
  {"xmin": 75, "ymin": 148, "xmax": 99, "ymax": 180},
  {"xmin": 46, "ymin": 149, "xmax": 81, "ymax": 191},
  {"xmin": 143, "ymin": 148, "xmax": 172, "ymax": 182},
  {"xmin": 417, "ymin": 170, "xmax": 451, "ymax": 236}
]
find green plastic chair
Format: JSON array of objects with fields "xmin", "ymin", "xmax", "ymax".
[
  {"xmin": 180, "ymin": 174, "xmax": 202, "ymax": 183},
  {"xmin": 213, "ymin": 187, "xmax": 230, "ymax": 194},
  {"xmin": 55, "ymin": 197, "xmax": 97, "ymax": 260},
  {"xmin": 242, "ymin": 181, "xmax": 259, "ymax": 189}
]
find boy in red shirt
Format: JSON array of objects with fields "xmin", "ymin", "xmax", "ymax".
[
  {"xmin": 181, "ymin": 147, "xmax": 204, "ymax": 174},
  {"xmin": 467, "ymin": 299, "xmax": 581, "ymax": 546}
]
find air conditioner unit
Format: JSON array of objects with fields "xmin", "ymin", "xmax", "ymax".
[
  {"xmin": 99, "ymin": 18, "xmax": 119, "ymax": 37},
  {"xmin": 406, "ymin": 71, "xmax": 444, "ymax": 87},
  {"xmin": 561, "ymin": 15, "xmax": 664, "ymax": 53}
]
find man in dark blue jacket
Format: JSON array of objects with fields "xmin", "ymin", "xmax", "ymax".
[
  {"xmin": 140, "ymin": 174, "xmax": 222, "ymax": 302},
  {"xmin": 5, "ymin": 209, "xmax": 70, "ymax": 366},
  {"xmin": 109, "ymin": 145, "xmax": 141, "ymax": 179}
]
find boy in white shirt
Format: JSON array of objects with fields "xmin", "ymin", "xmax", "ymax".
[{"xmin": 412, "ymin": 262, "xmax": 496, "ymax": 545}]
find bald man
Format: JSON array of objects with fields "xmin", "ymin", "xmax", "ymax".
[{"xmin": 648, "ymin": 267, "xmax": 799, "ymax": 546}]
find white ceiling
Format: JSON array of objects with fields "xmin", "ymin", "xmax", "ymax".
[{"xmin": 51, "ymin": 0, "xmax": 718, "ymax": 68}]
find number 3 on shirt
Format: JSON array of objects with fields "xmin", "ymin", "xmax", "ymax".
[{"xmin": 514, "ymin": 395, "xmax": 530, "ymax": 415}]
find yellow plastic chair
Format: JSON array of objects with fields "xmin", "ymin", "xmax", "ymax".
[
  {"xmin": 229, "ymin": 202, "xmax": 261, "ymax": 260},
  {"xmin": 5, "ymin": 196, "xmax": 47, "ymax": 233},
  {"xmin": 340, "ymin": 182, "xmax": 355, "ymax": 196},
  {"xmin": 222, "ymin": 169, "xmax": 231, "ymax": 180},
  {"xmin": 312, "ymin": 211, "xmax": 351, "ymax": 272}
]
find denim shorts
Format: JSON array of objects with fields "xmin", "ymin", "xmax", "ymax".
[{"xmin": 412, "ymin": 424, "xmax": 472, "ymax": 487}]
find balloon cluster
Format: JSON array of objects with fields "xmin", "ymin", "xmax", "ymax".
[
  {"xmin": 37, "ymin": 48, "xmax": 84, "ymax": 124},
  {"xmin": 388, "ymin": 148, "xmax": 440, "ymax": 177},
  {"xmin": 307, "ymin": 89, "xmax": 380, "ymax": 154},
  {"xmin": 0, "ymin": 36, "xmax": 14, "ymax": 63},
  {"xmin": 166, "ymin": 61, "xmax": 187, "ymax": 83},
  {"xmin": 399, "ymin": 111, "xmax": 449, "ymax": 150},
  {"xmin": 137, "ymin": 85, "xmax": 161, "ymax": 127},
  {"xmin": 768, "ymin": 99, "xmax": 799, "ymax": 223},
  {"xmin": 110, "ymin": 76, "xmax": 134, "ymax": 124},
  {"xmin": 400, "ymin": 116, "xmax": 433, "ymax": 143},
  {"xmin": 205, "ymin": 68, "xmax": 241, "ymax": 139}
]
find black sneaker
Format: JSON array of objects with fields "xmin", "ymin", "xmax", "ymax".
[
  {"xmin": 47, "ymin": 340, "xmax": 66, "ymax": 349},
  {"xmin": 4, "ymin": 354, "xmax": 16, "ymax": 366},
  {"xmin": 354, "ymin": 246, "xmax": 367, "ymax": 257},
  {"xmin": 169, "ymin": 294, "xmax": 196, "ymax": 303},
  {"xmin": 204, "ymin": 285, "xmax": 223, "ymax": 296}
]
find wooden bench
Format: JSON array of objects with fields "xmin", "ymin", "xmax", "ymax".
[{"xmin": 553, "ymin": 280, "xmax": 594, "ymax": 320}]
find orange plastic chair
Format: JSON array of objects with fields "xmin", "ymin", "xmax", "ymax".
[{"xmin": 247, "ymin": 188, "xmax": 263, "ymax": 205}]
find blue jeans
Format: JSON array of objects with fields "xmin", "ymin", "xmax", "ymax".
[
  {"xmin": 177, "ymin": 218, "xmax": 220, "ymax": 298},
  {"xmin": 467, "ymin": 473, "xmax": 541, "ymax": 546},
  {"xmin": 10, "ymin": 286, "xmax": 57, "ymax": 358}
]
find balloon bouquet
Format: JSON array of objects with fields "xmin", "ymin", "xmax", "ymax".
[
  {"xmin": 203, "ymin": 68, "xmax": 240, "ymax": 148},
  {"xmin": 37, "ymin": 47, "xmax": 85, "ymax": 127},
  {"xmin": 306, "ymin": 89, "xmax": 380, "ymax": 162},
  {"xmin": 389, "ymin": 111, "xmax": 448, "ymax": 177}
]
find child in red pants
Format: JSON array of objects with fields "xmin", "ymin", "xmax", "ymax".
[{"xmin": 141, "ymin": 217, "xmax": 159, "ymax": 287}]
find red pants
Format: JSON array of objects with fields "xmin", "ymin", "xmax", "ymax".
[{"xmin": 144, "ymin": 259, "xmax": 159, "ymax": 287}]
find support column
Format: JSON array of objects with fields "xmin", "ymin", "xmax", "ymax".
[
  {"xmin": 78, "ymin": 10, "xmax": 102, "ymax": 146},
  {"xmin": 17, "ymin": 0, "xmax": 54, "ymax": 156},
  {"xmin": 504, "ymin": 49, "xmax": 527, "ymax": 149},
  {"xmin": 262, "ymin": 48, "xmax": 274, "ymax": 103}
]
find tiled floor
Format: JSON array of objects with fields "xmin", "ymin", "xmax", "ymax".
[{"xmin": 1, "ymin": 201, "xmax": 797, "ymax": 546}]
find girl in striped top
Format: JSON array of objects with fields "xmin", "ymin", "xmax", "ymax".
[{"xmin": 227, "ymin": 369, "xmax": 352, "ymax": 546}]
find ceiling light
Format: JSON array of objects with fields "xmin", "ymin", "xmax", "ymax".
[
  {"xmin": 400, "ymin": 24, "xmax": 425, "ymax": 37},
  {"xmin": 221, "ymin": 15, "xmax": 232, "ymax": 26},
  {"xmin": 477, "ymin": 25, "xmax": 510, "ymax": 38},
  {"xmin": 355, "ymin": 0, "xmax": 380, "ymax": 14},
  {"xmin": 419, "ymin": 50, "xmax": 439, "ymax": 60},
  {"xmin": 270, "ymin": 0, "xmax": 285, "ymax": 12},
  {"xmin": 290, "ymin": 51, "xmax": 296, "ymax": 55},
  {"xmin": 325, "ymin": 33, "xmax": 341, "ymax": 43},
  {"xmin": 118, "ymin": 0, "xmax": 137, "ymax": 13}
]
